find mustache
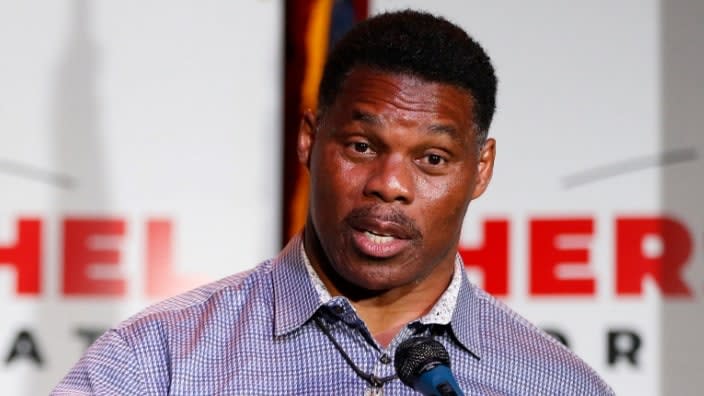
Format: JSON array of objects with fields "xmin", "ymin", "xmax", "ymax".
[{"xmin": 344, "ymin": 205, "xmax": 422, "ymax": 239}]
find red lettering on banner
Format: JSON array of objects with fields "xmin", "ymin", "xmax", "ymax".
[
  {"xmin": 459, "ymin": 219, "xmax": 509, "ymax": 296},
  {"xmin": 62, "ymin": 219, "xmax": 126, "ymax": 296},
  {"xmin": 530, "ymin": 218, "xmax": 595, "ymax": 295},
  {"xmin": 616, "ymin": 216, "xmax": 692, "ymax": 297},
  {"xmin": 1, "ymin": 214, "xmax": 699, "ymax": 300},
  {"xmin": 0, "ymin": 219, "xmax": 41, "ymax": 295},
  {"xmin": 145, "ymin": 219, "xmax": 206, "ymax": 298}
]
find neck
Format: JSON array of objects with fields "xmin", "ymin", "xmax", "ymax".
[
  {"xmin": 302, "ymin": 224, "xmax": 454, "ymax": 341},
  {"xmin": 350, "ymin": 278, "xmax": 451, "ymax": 347},
  {"xmin": 336, "ymin": 277, "xmax": 453, "ymax": 347}
]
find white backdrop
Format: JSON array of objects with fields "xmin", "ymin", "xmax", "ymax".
[
  {"xmin": 0, "ymin": 1, "xmax": 281, "ymax": 394},
  {"xmin": 371, "ymin": 1, "xmax": 703, "ymax": 395},
  {"xmin": 1, "ymin": 1, "xmax": 702, "ymax": 395}
]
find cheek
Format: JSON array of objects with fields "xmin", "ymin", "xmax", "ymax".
[
  {"xmin": 311, "ymin": 148, "xmax": 362, "ymax": 210},
  {"xmin": 415, "ymin": 175, "xmax": 473, "ymax": 229}
]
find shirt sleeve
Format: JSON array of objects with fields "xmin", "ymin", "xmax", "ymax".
[{"xmin": 50, "ymin": 329, "xmax": 146, "ymax": 396}]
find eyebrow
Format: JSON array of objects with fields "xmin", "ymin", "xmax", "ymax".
[
  {"xmin": 428, "ymin": 123, "xmax": 460, "ymax": 137},
  {"xmin": 351, "ymin": 108, "xmax": 467, "ymax": 145},
  {"xmin": 351, "ymin": 109, "xmax": 382, "ymax": 126},
  {"xmin": 427, "ymin": 123, "xmax": 466, "ymax": 146}
]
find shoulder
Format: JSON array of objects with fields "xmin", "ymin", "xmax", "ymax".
[
  {"xmin": 52, "ymin": 329, "xmax": 145, "ymax": 395},
  {"xmin": 469, "ymin": 285, "xmax": 614, "ymax": 395},
  {"xmin": 116, "ymin": 259, "xmax": 275, "ymax": 342},
  {"xmin": 52, "ymin": 260, "xmax": 276, "ymax": 394}
]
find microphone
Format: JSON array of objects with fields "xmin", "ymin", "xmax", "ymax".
[{"xmin": 394, "ymin": 337, "xmax": 464, "ymax": 396}]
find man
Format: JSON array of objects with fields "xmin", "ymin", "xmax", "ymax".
[{"xmin": 53, "ymin": 10, "xmax": 613, "ymax": 395}]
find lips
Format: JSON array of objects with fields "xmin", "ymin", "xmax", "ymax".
[
  {"xmin": 351, "ymin": 228, "xmax": 411, "ymax": 258},
  {"xmin": 345, "ymin": 208, "xmax": 420, "ymax": 258}
]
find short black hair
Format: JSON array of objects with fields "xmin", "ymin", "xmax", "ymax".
[{"xmin": 318, "ymin": 10, "xmax": 497, "ymax": 144}]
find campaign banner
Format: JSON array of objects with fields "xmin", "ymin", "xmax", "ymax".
[
  {"xmin": 370, "ymin": 1, "xmax": 704, "ymax": 395},
  {"xmin": 0, "ymin": 1, "xmax": 282, "ymax": 394},
  {"xmin": 2, "ymin": 1, "xmax": 702, "ymax": 395}
]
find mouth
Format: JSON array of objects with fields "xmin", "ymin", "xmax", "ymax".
[
  {"xmin": 348, "ymin": 218, "xmax": 418, "ymax": 259},
  {"xmin": 362, "ymin": 230, "xmax": 397, "ymax": 245},
  {"xmin": 351, "ymin": 228, "xmax": 411, "ymax": 258},
  {"xmin": 344, "ymin": 206, "xmax": 420, "ymax": 259}
]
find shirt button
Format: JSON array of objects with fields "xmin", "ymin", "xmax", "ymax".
[
  {"xmin": 332, "ymin": 305, "xmax": 344, "ymax": 315},
  {"xmin": 379, "ymin": 353, "xmax": 391, "ymax": 364}
]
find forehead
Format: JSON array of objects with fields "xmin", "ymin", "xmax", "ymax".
[{"xmin": 325, "ymin": 67, "xmax": 476, "ymax": 132}]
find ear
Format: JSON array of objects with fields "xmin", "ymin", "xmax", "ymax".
[
  {"xmin": 471, "ymin": 138, "xmax": 496, "ymax": 199},
  {"xmin": 297, "ymin": 109, "xmax": 318, "ymax": 169}
]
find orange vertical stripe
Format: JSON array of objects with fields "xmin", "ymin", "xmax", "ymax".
[
  {"xmin": 302, "ymin": 0, "xmax": 334, "ymax": 111},
  {"xmin": 288, "ymin": 0, "xmax": 334, "ymax": 239}
]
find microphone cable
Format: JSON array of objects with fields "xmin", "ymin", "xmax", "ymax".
[{"xmin": 313, "ymin": 316, "xmax": 397, "ymax": 391}]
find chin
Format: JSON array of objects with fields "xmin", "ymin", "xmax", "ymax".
[{"xmin": 338, "ymin": 259, "xmax": 414, "ymax": 291}]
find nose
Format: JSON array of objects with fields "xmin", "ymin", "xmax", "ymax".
[{"xmin": 363, "ymin": 154, "xmax": 415, "ymax": 204}]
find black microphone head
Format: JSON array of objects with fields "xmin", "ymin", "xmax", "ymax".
[{"xmin": 394, "ymin": 336, "xmax": 451, "ymax": 387}]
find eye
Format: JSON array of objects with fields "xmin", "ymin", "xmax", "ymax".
[
  {"xmin": 427, "ymin": 154, "xmax": 444, "ymax": 165},
  {"xmin": 344, "ymin": 140, "xmax": 376, "ymax": 160},
  {"xmin": 421, "ymin": 153, "xmax": 448, "ymax": 167},
  {"xmin": 353, "ymin": 142, "xmax": 370, "ymax": 153}
]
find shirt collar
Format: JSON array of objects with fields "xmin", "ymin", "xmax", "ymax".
[
  {"xmin": 300, "ymin": 242, "xmax": 333, "ymax": 303},
  {"xmin": 418, "ymin": 258, "xmax": 462, "ymax": 325},
  {"xmin": 272, "ymin": 234, "xmax": 323, "ymax": 337},
  {"xmin": 449, "ymin": 263, "xmax": 484, "ymax": 359},
  {"xmin": 271, "ymin": 233, "xmax": 484, "ymax": 358}
]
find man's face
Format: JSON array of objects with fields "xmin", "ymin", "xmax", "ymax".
[{"xmin": 298, "ymin": 67, "xmax": 495, "ymax": 294}]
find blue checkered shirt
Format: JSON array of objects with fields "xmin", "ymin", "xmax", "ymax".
[{"xmin": 52, "ymin": 234, "xmax": 613, "ymax": 395}]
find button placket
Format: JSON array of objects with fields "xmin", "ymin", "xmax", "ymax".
[
  {"xmin": 379, "ymin": 353, "xmax": 391, "ymax": 365},
  {"xmin": 332, "ymin": 305, "xmax": 344, "ymax": 315},
  {"xmin": 370, "ymin": 350, "xmax": 395, "ymax": 388}
]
